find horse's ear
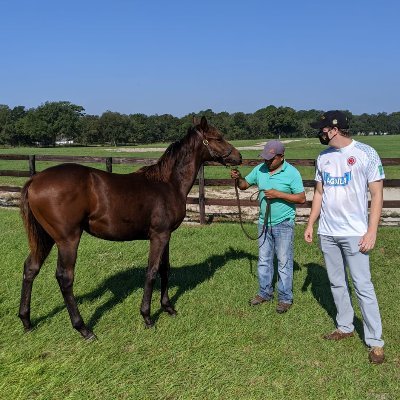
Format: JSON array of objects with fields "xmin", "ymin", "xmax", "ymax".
[
  {"xmin": 200, "ymin": 116, "xmax": 209, "ymax": 132},
  {"xmin": 192, "ymin": 116, "xmax": 199, "ymax": 125}
]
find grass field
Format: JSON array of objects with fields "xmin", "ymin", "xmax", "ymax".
[{"xmin": 0, "ymin": 208, "xmax": 399, "ymax": 399}]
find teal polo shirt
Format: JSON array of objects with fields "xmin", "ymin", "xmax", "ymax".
[{"xmin": 245, "ymin": 161, "xmax": 304, "ymax": 226}]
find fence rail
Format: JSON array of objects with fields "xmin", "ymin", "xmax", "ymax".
[{"xmin": 1, "ymin": 154, "xmax": 399, "ymax": 224}]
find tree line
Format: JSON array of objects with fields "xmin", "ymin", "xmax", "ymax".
[{"xmin": 0, "ymin": 101, "xmax": 399, "ymax": 146}]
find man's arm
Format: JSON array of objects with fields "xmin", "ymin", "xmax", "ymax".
[
  {"xmin": 304, "ymin": 181, "xmax": 323, "ymax": 243},
  {"xmin": 263, "ymin": 189, "xmax": 306, "ymax": 204},
  {"xmin": 358, "ymin": 180, "xmax": 383, "ymax": 252}
]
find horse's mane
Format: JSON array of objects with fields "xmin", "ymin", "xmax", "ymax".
[{"xmin": 138, "ymin": 127, "xmax": 198, "ymax": 182}]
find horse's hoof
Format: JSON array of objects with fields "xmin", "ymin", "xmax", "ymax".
[
  {"xmin": 84, "ymin": 333, "xmax": 97, "ymax": 341},
  {"xmin": 20, "ymin": 319, "xmax": 33, "ymax": 333},
  {"xmin": 81, "ymin": 329, "xmax": 97, "ymax": 341},
  {"xmin": 162, "ymin": 305, "xmax": 177, "ymax": 316},
  {"xmin": 168, "ymin": 310, "xmax": 177, "ymax": 317},
  {"xmin": 144, "ymin": 321, "xmax": 155, "ymax": 329}
]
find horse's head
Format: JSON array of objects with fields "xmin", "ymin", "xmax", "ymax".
[{"xmin": 194, "ymin": 116, "xmax": 242, "ymax": 166}]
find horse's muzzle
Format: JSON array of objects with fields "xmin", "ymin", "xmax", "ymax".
[{"xmin": 224, "ymin": 151, "xmax": 242, "ymax": 166}]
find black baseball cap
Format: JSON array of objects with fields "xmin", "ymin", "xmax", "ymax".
[{"xmin": 310, "ymin": 110, "xmax": 349, "ymax": 129}]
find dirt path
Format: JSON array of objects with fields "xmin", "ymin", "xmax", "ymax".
[{"xmin": 1, "ymin": 188, "xmax": 399, "ymax": 226}]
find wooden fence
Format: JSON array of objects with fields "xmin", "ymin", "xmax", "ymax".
[{"xmin": 1, "ymin": 154, "xmax": 399, "ymax": 224}]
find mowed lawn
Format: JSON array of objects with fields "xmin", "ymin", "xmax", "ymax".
[{"xmin": 0, "ymin": 208, "xmax": 399, "ymax": 400}]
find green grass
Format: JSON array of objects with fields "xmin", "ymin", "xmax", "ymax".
[{"xmin": 0, "ymin": 209, "xmax": 399, "ymax": 399}]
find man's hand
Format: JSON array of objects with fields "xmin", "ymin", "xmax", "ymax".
[
  {"xmin": 230, "ymin": 169, "xmax": 241, "ymax": 180},
  {"xmin": 263, "ymin": 189, "xmax": 281, "ymax": 199},
  {"xmin": 359, "ymin": 231, "xmax": 377, "ymax": 253},
  {"xmin": 304, "ymin": 225, "xmax": 313, "ymax": 243},
  {"xmin": 230, "ymin": 169, "xmax": 250, "ymax": 190}
]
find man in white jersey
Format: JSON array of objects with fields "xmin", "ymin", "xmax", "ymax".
[{"xmin": 304, "ymin": 110, "xmax": 385, "ymax": 364}]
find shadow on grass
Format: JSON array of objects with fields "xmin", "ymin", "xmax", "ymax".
[
  {"xmin": 301, "ymin": 263, "xmax": 363, "ymax": 340},
  {"xmin": 32, "ymin": 246, "xmax": 256, "ymax": 330}
]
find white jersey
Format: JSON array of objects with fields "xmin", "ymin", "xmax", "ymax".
[{"xmin": 315, "ymin": 140, "xmax": 385, "ymax": 236}]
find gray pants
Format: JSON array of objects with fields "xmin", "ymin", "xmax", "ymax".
[{"xmin": 319, "ymin": 235, "xmax": 384, "ymax": 348}]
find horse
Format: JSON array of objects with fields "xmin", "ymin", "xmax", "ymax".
[{"xmin": 19, "ymin": 116, "xmax": 242, "ymax": 339}]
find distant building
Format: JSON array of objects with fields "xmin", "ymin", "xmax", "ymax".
[{"xmin": 56, "ymin": 139, "xmax": 74, "ymax": 145}]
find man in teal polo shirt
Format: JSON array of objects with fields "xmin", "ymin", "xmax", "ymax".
[{"xmin": 231, "ymin": 140, "xmax": 305, "ymax": 313}]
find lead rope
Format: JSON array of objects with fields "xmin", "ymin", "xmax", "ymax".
[{"xmin": 234, "ymin": 179, "xmax": 272, "ymax": 242}]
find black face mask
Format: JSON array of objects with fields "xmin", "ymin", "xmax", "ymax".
[{"xmin": 318, "ymin": 130, "xmax": 331, "ymax": 145}]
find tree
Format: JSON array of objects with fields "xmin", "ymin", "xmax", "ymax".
[
  {"xmin": 210, "ymin": 112, "xmax": 233, "ymax": 138},
  {"xmin": 266, "ymin": 106, "xmax": 298, "ymax": 138},
  {"xmin": 231, "ymin": 112, "xmax": 250, "ymax": 139},
  {"xmin": 98, "ymin": 111, "xmax": 130, "ymax": 145},
  {"xmin": 0, "ymin": 105, "xmax": 11, "ymax": 144},
  {"xmin": 128, "ymin": 113, "xmax": 149, "ymax": 144},
  {"xmin": 15, "ymin": 101, "xmax": 85, "ymax": 146},
  {"xmin": 0, "ymin": 105, "xmax": 28, "ymax": 145},
  {"xmin": 296, "ymin": 109, "xmax": 323, "ymax": 138},
  {"xmin": 387, "ymin": 112, "xmax": 400, "ymax": 134},
  {"xmin": 78, "ymin": 115, "xmax": 101, "ymax": 145},
  {"xmin": 248, "ymin": 107, "xmax": 272, "ymax": 139}
]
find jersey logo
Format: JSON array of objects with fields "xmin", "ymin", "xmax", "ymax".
[
  {"xmin": 323, "ymin": 171, "xmax": 352, "ymax": 186},
  {"xmin": 347, "ymin": 156, "xmax": 356, "ymax": 166}
]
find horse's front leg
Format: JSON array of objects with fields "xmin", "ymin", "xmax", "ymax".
[
  {"xmin": 140, "ymin": 233, "xmax": 170, "ymax": 328},
  {"xmin": 159, "ymin": 242, "xmax": 177, "ymax": 316}
]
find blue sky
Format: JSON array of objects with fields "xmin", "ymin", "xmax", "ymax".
[{"xmin": 1, "ymin": 0, "xmax": 399, "ymax": 117}]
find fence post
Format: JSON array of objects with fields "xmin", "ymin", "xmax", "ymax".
[
  {"xmin": 28, "ymin": 155, "xmax": 36, "ymax": 176},
  {"xmin": 106, "ymin": 157, "xmax": 113, "ymax": 173},
  {"xmin": 198, "ymin": 164, "xmax": 206, "ymax": 224}
]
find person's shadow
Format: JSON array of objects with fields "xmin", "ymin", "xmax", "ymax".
[
  {"xmin": 301, "ymin": 263, "xmax": 363, "ymax": 340},
  {"xmin": 32, "ymin": 246, "xmax": 257, "ymax": 330}
]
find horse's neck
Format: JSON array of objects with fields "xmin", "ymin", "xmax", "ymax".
[
  {"xmin": 171, "ymin": 147, "xmax": 203, "ymax": 197},
  {"xmin": 145, "ymin": 132, "xmax": 206, "ymax": 197}
]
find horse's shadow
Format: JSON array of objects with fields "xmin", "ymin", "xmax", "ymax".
[
  {"xmin": 33, "ymin": 247, "xmax": 257, "ymax": 330},
  {"xmin": 301, "ymin": 263, "xmax": 363, "ymax": 340}
]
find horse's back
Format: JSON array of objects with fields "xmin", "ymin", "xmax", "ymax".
[{"xmin": 28, "ymin": 163, "xmax": 93, "ymax": 202}]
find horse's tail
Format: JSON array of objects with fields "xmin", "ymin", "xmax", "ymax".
[{"xmin": 20, "ymin": 180, "xmax": 54, "ymax": 261}]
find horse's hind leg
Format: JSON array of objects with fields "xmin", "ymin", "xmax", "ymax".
[
  {"xmin": 159, "ymin": 242, "xmax": 177, "ymax": 316},
  {"xmin": 56, "ymin": 239, "xmax": 95, "ymax": 340},
  {"xmin": 19, "ymin": 241, "xmax": 54, "ymax": 331}
]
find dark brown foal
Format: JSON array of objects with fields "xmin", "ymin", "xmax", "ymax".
[{"xmin": 19, "ymin": 117, "xmax": 242, "ymax": 339}]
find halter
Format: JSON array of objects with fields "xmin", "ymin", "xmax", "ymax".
[{"xmin": 195, "ymin": 129, "xmax": 233, "ymax": 161}]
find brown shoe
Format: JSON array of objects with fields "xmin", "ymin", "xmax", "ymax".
[
  {"xmin": 368, "ymin": 346, "xmax": 385, "ymax": 364},
  {"xmin": 276, "ymin": 302, "xmax": 292, "ymax": 314},
  {"xmin": 249, "ymin": 295, "xmax": 271, "ymax": 306},
  {"xmin": 323, "ymin": 329, "xmax": 354, "ymax": 341}
]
